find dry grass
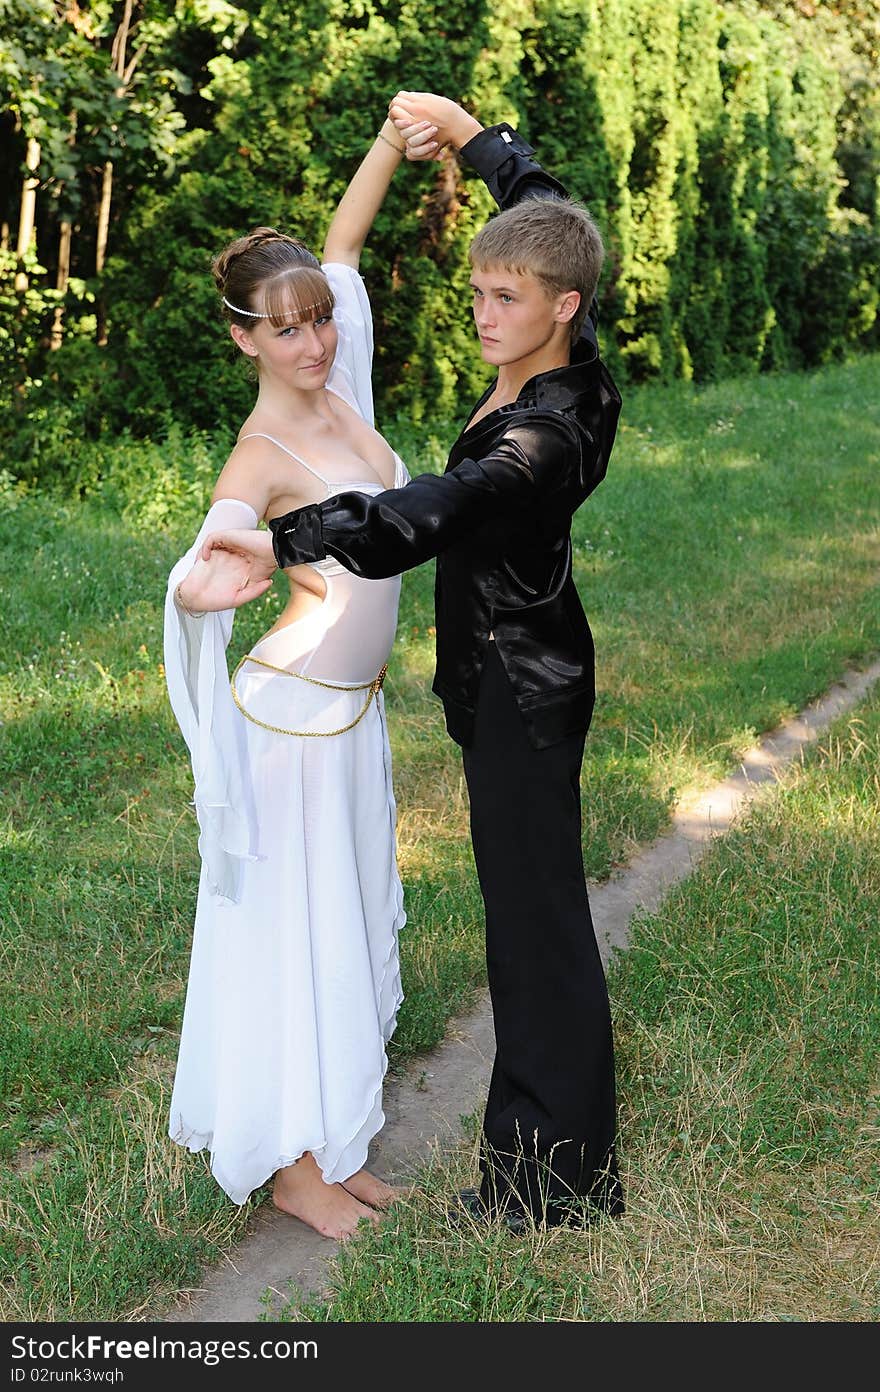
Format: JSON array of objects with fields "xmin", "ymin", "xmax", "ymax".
[{"xmin": 0, "ymin": 1067, "xmax": 250, "ymax": 1322}]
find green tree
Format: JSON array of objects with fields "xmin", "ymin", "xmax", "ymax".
[{"xmin": 3, "ymin": 0, "xmax": 878, "ymax": 480}]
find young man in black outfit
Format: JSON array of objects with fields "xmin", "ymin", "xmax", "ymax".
[{"xmin": 206, "ymin": 93, "xmax": 624, "ymax": 1228}]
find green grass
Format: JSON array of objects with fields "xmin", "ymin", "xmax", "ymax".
[
  {"xmin": 0, "ymin": 354, "xmax": 878, "ymax": 1318},
  {"xmin": 271, "ymin": 689, "xmax": 880, "ymax": 1323}
]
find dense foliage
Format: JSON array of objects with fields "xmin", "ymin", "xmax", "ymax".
[{"xmin": 2, "ymin": 0, "xmax": 878, "ymax": 484}]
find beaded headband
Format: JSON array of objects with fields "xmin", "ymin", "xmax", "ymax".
[{"xmin": 222, "ymin": 295, "xmax": 331, "ymax": 319}]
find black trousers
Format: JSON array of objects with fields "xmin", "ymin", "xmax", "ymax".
[{"xmin": 461, "ymin": 642, "xmax": 624, "ymax": 1223}]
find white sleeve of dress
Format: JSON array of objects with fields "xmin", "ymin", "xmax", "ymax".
[
  {"xmin": 322, "ymin": 261, "xmax": 375, "ymax": 425},
  {"xmin": 163, "ymin": 497, "xmax": 262, "ymax": 905}
]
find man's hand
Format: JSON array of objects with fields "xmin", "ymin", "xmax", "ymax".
[
  {"xmin": 174, "ymin": 528, "xmax": 277, "ymax": 612},
  {"xmin": 389, "ymin": 92, "xmax": 483, "ymax": 154}
]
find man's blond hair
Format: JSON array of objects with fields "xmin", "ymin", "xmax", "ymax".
[{"xmin": 469, "ymin": 196, "xmax": 604, "ymax": 341}]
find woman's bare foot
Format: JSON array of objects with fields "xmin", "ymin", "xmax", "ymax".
[
  {"xmin": 272, "ymin": 1153, "xmax": 379, "ymax": 1241},
  {"xmin": 340, "ymin": 1167, "xmax": 406, "ymax": 1210}
]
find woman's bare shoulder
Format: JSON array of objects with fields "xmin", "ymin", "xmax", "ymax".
[
  {"xmin": 215, "ymin": 430, "xmax": 332, "ymax": 516},
  {"xmin": 211, "ymin": 434, "xmax": 284, "ymax": 514}
]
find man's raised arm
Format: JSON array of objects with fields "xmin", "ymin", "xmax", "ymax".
[{"xmin": 389, "ymin": 92, "xmax": 597, "ymax": 330}]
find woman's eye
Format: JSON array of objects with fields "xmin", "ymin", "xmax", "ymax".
[{"xmin": 282, "ymin": 316, "xmax": 330, "ymax": 336}]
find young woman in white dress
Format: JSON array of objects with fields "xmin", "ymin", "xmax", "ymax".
[{"xmin": 164, "ymin": 112, "xmax": 441, "ymax": 1240}]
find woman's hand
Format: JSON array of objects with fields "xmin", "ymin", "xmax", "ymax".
[
  {"xmin": 393, "ymin": 111, "xmax": 443, "ymax": 163},
  {"xmin": 176, "ymin": 530, "xmax": 276, "ymax": 613},
  {"xmin": 389, "ymin": 92, "xmax": 483, "ymax": 154}
]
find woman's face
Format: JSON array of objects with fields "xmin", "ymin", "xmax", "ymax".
[{"xmin": 232, "ymin": 306, "xmax": 338, "ymax": 390}]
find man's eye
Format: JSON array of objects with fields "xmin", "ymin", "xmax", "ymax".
[
  {"xmin": 471, "ymin": 288, "xmax": 483, "ymax": 298},
  {"xmin": 499, "ymin": 294, "xmax": 513, "ymax": 304}
]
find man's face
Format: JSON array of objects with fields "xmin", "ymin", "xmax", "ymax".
[{"xmin": 469, "ymin": 263, "xmax": 575, "ymax": 368}]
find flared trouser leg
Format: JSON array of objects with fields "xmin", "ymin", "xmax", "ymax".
[{"xmin": 461, "ymin": 643, "xmax": 624, "ymax": 1224}]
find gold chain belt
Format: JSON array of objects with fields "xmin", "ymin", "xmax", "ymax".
[{"xmin": 230, "ymin": 653, "xmax": 387, "ymax": 738}]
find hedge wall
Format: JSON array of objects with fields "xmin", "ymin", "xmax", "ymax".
[{"xmin": 3, "ymin": 0, "xmax": 878, "ymax": 467}]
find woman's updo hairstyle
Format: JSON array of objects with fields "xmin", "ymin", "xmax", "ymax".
[{"xmin": 212, "ymin": 226, "xmax": 334, "ymax": 329}]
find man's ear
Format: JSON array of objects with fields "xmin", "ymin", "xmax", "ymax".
[
  {"xmin": 555, "ymin": 290, "xmax": 581, "ymax": 326},
  {"xmin": 230, "ymin": 323, "xmax": 259, "ymax": 358}
]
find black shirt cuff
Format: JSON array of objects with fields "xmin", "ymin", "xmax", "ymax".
[
  {"xmin": 268, "ymin": 505, "xmax": 326, "ymax": 569},
  {"xmin": 459, "ymin": 123, "xmax": 536, "ymax": 179}
]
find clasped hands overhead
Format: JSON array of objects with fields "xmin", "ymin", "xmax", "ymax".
[{"xmin": 389, "ymin": 91, "xmax": 482, "ymax": 162}]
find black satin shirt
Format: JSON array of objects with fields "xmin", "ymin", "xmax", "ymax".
[{"xmin": 271, "ymin": 124, "xmax": 622, "ymax": 749}]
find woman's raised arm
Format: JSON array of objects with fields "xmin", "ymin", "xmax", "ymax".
[{"xmin": 322, "ymin": 115, "xmax": 438, "ymax": 268}]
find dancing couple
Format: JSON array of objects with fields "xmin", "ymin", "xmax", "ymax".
[{"xmin": 164, "ymin": 89, "xmax": 624, "ymax": 1241}]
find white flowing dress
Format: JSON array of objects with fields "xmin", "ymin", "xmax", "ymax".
[{"xmin": 163, "ymin": 263, "xmax": 408, "ymax": 1205}]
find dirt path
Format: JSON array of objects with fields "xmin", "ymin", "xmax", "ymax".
[{"xmin": 162, "ymin": 657, "xmax": 880, "ymax": 1323}]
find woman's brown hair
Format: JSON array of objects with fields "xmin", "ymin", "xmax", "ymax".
[{"xmin": 212, "ymin": 227, "xmax": 334, "ymax": 329}]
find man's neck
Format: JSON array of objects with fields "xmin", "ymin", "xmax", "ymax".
[{"xmin": 494, "ymin": 341, "xmax": 572, "ymax": 408}]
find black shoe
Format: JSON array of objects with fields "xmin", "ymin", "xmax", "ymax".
[{"xmin": 456, "ymin": 1187, "xmax": 529, "ymax": 1235}]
